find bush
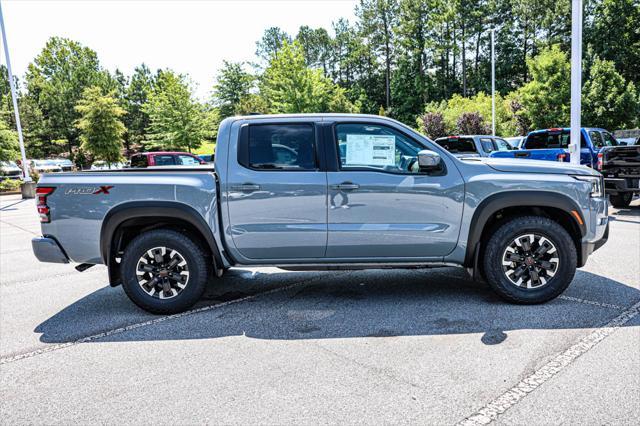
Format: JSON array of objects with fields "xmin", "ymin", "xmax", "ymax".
[
  {"xmin": 0, "ymin": 179, "xmax": 22, "ymax": 192},
  {"xmin": 421, "ymin": 112, "xmax": 446, "ymax": 139},
  {"xmin": 457, "ymin": 112, "xmax": 491, "ymax": 135}
]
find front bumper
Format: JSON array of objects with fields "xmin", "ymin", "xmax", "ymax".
[
  {"xmin": 580, "ymin": 221, "xmax": 609, "ymax": 267},
  {"xmin": 32, "ymin": 237, "xmax": 69, "ymax": 264},
  {"xmin": 605, "ymin": 177, "xmax": 639, "ymax": 193}
]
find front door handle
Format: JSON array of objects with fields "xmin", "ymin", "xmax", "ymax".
[
  {"xmin": 331, "ymin": 182, "xmax": 360, "ymax": 191},
  {"xmin": 515, "ymin": 152, "xmax": 530, "ymax": 158},
  {"xmin": 231, "ymin": 183, "xmax": 261, "ymax": 192}
]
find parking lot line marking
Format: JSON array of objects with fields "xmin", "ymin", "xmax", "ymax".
[
  {"xmin": 0, "ymin": 275, "xmax": 330, "ymax": 366},
  {"xmin": 558, "ymin": 295, "xmax": 624, "ymax": 310},
  {"xmin": 457, "ymin": 299, "xmax": 640, "ymax": 426}
]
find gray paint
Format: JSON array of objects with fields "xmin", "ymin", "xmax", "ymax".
[{"xmin": 37, "ymin": 114, "xmax": 607, "ymax": 271}]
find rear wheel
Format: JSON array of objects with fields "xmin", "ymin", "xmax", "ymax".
[
  {"xmin": 609, "ymin": 192, "xmax": 633, "ymax": 208},
  {"xmin": 121, "ymin": 229, "xmax": 209, "ymax": 314},
  {"xmin": 482, "ymin": 216, "xmax": 577, "ymax": 304}
]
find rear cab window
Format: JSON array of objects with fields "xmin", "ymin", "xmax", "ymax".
[
  {"xmin": 525, "ymin": 129, "xmax": 587, "ymax": 149},
  {"xmin": 241, "ymin": 123, "xmax": 317, "ymax": 171},
  {"xmin": 435, "ymin": 137, "xmax": 478, "ymax": 154},
  {"xmin": 479, "ymin": 138, "xmax": 495, "ymax": 153}
]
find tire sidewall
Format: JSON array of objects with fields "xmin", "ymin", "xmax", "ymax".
[
  {"xmin": 121, "ymin": 230, "xmax": 208, "ymax": 314},
  {"xmin": 484, "ymin": 217, "xmax": 577, "ymax": 303}
]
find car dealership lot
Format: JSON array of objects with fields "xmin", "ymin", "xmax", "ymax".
[{"xmin": 1, "ymin": 194, "xmax": 638, "ymax": 424}]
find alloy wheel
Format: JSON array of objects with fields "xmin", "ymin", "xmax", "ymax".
[
  {"xmin": 136, "ymin": 246, "xmax": 190, "ymax": 299},
  {"xmin": 501, "ymin": 233, "xmax": 560, "ymax": 289}
]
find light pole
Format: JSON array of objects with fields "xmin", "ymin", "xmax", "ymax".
[
  {"xmin": 0, "ymin": 0, "xmax": 32, "ymax": 186},
  {"xmin": 491, "ymin": 28, "xmax": 496, "ymax": 136},
  {"xmin": 569, "ymin": 0, "xmax": 582, "ymax": 165}
]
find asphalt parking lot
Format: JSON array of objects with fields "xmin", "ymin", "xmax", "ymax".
[{"xmin": 1, "ymin": 193, "xmax": 638, "ymax": 424}]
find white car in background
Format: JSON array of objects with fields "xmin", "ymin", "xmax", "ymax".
[
  {"xmin": 0, "ymin": 161, "xmax": 23, "ymax": 180},
  {"xmin": 29, "ymin": 160, "xmax": 63, "ymax": 174},
  {"xmin": 90, "ymin": 161, "xmax": 126, "ymax": 170},
  {"xmin": 50, "ymin": 158, "xmax": 75, "ymax": 171}
]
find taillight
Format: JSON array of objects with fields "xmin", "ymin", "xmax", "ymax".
[
  {"xmin": 36, "ymin": 186, "xmax": 55, "ymax": 223},
  {"xmin": 557, "ymin": 153, "xmax": 566, "ymax": 162},
  {"xmin": 597, "ymin": 152, "xmax": 603, "ymax": 171}
]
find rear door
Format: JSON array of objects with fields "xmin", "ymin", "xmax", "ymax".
[
  {"xmin": 226, "ymin": 121, "xmax": 327, "ymax": 260},
  {"xmin": 325, "ymin": 120, "xmax": 465, "ymax": 259}
]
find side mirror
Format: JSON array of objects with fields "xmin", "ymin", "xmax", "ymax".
[{"xmin": 417, "ymin": 150, "xmax": 442, "ymax": 172}]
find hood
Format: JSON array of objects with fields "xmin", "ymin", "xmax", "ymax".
[{"xmin": 461, "ymin": 157, "xmax": 599, "ymax": 176}]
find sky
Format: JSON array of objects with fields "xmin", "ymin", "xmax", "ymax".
[{"xmin": 0, "ymin": 0, "xmax": 358, "ymax": 99}]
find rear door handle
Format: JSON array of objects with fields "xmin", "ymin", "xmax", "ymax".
[
  {"xmin": 331, "ymin": 182, "xmax": 360, "ymax": 191},
  {"xmin": 231, "ymin": 183, "xmax": 261, "ymax": 192}
]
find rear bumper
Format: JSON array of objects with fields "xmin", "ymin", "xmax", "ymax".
[{"xmin": 32, "ymin": 237, "xmax": 69, "ymax": 264}]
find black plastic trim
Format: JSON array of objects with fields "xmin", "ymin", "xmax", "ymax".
[{"xmin": 464, "ymin": 191, "xmax": 587, "ymax": 267}]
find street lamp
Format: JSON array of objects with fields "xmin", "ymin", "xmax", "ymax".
[
  {"xmin": 0, "ymin": 0, "xmax": 33, "ymax": 194},
  {"xmin": 569, "ymin": 0, "xmax": 582, "ymax": 165}
]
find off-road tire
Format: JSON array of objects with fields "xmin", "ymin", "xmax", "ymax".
[
  {"xmin": 609, "ymin": 193, "xmax": 633, "ymax": 208},
  {"xmin": 483, "ymin": 216, "xmax": 577, "ymax": 304},
  {"xmin": 121, "ymin": 229, "xmax": 209, "ymax": 314}
]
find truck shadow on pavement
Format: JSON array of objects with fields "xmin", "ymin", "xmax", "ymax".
[{"xmin": 34, "ymin": 267, "xmax": 640, "ymax": 346}]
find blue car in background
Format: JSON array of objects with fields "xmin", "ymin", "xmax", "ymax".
[{"xmin": 491, "ymin": 127, "xmax": 621, "ymax": 167}]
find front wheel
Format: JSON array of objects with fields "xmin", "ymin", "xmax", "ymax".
[
  {"xmin": 482, "ymin": 216, "xmax": 577, "ymax": 304},
  {"xmin": 609, "ymin": 192, "xmax": 633, "ymax": 208},
  {"xmin": 121, "ymin": 229, "xmax": 210, "ymax": 314}
]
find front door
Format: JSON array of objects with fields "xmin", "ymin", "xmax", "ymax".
[
  {"xmin": 326, "ymin": 121, "xmax": 465, "ymax": 259},
  {"xmin": 226, "ymin": 122, "xmax": 327, "ymax": 260}
]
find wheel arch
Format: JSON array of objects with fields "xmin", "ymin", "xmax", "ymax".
[
  {"xmin": 465, "ymin": 191, "xmax": 587, "ymax": 270},
  {"xmin": 100, "ymin": 201, "xmax": 223, "ymax": 286}
]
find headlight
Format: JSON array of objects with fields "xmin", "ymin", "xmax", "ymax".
[{"xmin": 572, "ymin": 175, "xmax": 604, "ymax": 198}]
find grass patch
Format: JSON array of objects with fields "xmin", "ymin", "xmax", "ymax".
[{"xmin": 194, "ymin": 142, "xmax": 216, "ymax": 156}]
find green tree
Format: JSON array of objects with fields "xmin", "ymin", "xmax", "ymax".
[
  {"xmin": 75, "ymin": 87, "xmax": 125, "ymax": 166},
  {"xmin": 517, "ymin": 45, "xmax": 570, "ymax": 129},
  {"xmin": 256, "ymin": 27, "xmax": 292, "ymax": 61},
  {"xmin": 295, "ymin": 26, "xmax": 333, "ymax": 74},
  {"xmin": 357, "ymin": 0, "xmax": 398, "ymax": 108},
  {"xmin": 124, "ymin": 64, "xmax": 156, "ymax": 153},
  {"xmin": 582, "ymin": 57, "xmax": 639, "ymax": 130},
  {"xmin": 143, "ymin": 71, "xmax": 207, "ymax": 152},
  {"xmin": 25, "ymin": 37, "xmax": 109, "ymax": 156},
  {"xmin": 259, "ymin": 41, "xmax": 359, "ymax": 114},
  {"xmin": 0, "ymin": 119, "xmax": 20, "ymax": 162},
  {"xmin": 213, "ymin": 61, "xmax": 255, "ymax": 119},
  {"xmin": 587, "ymin": 0, "xmax": 640, "ymax": 86}
]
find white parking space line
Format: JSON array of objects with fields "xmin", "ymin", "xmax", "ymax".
[
  {"xmin": 558, "ymin": 295, "xmax": 625, "ymax": 311},
  {"xmin": 457, "ymin": 299, "xmax": 640, "ymax": 426},
  {"xmin": 0, "ymin": 274, "xmax": 335, "ymax": 366}
]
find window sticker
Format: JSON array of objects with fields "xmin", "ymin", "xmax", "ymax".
[{"xmin": 345, "ymin": 134, "xmax": 395, "ymax": 166}]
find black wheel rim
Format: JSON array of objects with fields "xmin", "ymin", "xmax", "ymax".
[
  {"xmin": 501, "ymin": 233, "xmax": 560, "ymax": 289},
  {"xmin": 136, "ymin": 246, "xmax": 190, "ymax": 299}
]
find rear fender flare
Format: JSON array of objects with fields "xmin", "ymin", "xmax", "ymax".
[{"xmin": 100, "ymin": 201, "xmax": 222, "ymax": 285}]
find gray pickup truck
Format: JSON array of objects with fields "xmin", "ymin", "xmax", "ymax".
[{"xmin": 32, "ymin": 114, "xmax": 609, "ymax": 314}]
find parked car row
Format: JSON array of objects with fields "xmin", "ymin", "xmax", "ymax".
[{"xmin": 433, "ymin": 127, "xmax": 639, "ymax": 207}]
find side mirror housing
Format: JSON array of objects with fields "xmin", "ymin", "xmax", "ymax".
[{"xmin": 417, "ymin": 150, "xmax": 442, "ymax": 172}]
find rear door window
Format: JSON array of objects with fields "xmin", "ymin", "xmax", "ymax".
[
  {"xmin": 493, "ymin": 138, "xmax": 512, "ymax": 151},
  {"xmin": 601, "ymin": 132, "xmax": 619, "ymax": 147},
  {"xmin": 154, "ymin": 155, "xmax": 176, "ymax": 166},
  {"xmin": 177, "ymin": 155, "xmax": 200, "ymax": 165},
  {"xmin": 435, "ymin": 137, "xmax": 477, "ymax": 153},
  {"xmin": 246, "ymin": 124, "xmax": 317, "ymax": 170},
  {"xmin": 479, "ymin": 138, "xmax": 495, "ymax": 153},
  {"xmin": 589, "ymin": 131, "xmax": 604, "ymax": 148}
]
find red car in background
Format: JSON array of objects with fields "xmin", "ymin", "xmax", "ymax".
[{"xmin": 129, "ymin": 152, "xmax": 207, "ymax": 168}]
